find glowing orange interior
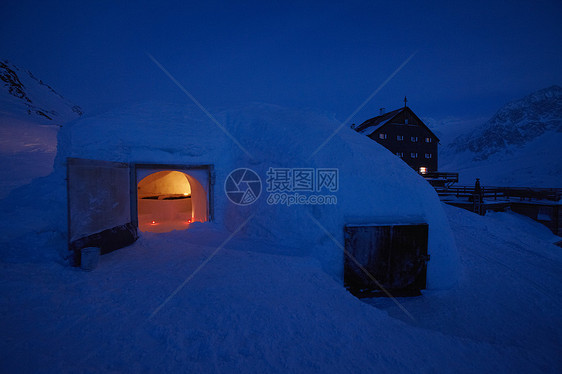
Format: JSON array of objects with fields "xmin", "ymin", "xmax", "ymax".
[{"xmin": 138, "ymin": 170, "xmax": 206, "ymax": 233}]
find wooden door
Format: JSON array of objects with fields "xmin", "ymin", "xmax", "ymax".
[
  {"xmin": 344, "ymin": 224, "xmax": 429, "ymax": 293},
  {"xmin": 67, "ymin": 158, "xmax": 137, "ymax": 265}
]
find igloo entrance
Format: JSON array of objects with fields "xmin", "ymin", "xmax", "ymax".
[
  {"xmin": 137, "ymin": 170, "xmax": 208, "ymax": 233},
  {"xmin": 67, "ymin": 158, "xmax": 214, "ymax": 263}
]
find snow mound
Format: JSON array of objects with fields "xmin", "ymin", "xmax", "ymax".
[{"xmin": 1, "ymin": 101, "xmax": 459, "ymax": 288}]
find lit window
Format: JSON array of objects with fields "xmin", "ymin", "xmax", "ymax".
[
  {"xmin": 411, "ymin": 153, "xmax": 418, "ymax": 158},
  {"xmin": 396, "ymin": 152, "xmax": 404, "ymax": 158},
  {"xmin": 379, "ymin": 133, "xmax": 387, "ymax": 139},
  {"xmin": 425, "ymin": 153, "xmax": 432, "ymax": 159},
  {"xmin": 411, "ymin": 136, "xmax": 418, "ymax": 142},
  {"xmin": 425, "ymin": 137, "xmax": 432, "ymax": 143},
  {"xmin": 397, "ymin": 135, "xmax": 404, "ymax": 141},
  {"xmin": 419, "ymin": 167, "xmax": 427, "ymax": 174}
]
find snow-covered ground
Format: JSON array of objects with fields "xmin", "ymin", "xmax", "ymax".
[
  {"xmin": 440, "ymin": 131, "xmax": 562, "ymax": 186},
  {"xmin": 1, "ymin": 205, "xmax": 560, "ymax": 373}
]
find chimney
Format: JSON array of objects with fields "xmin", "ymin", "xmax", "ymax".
[{"xmin": 379, "ymin": 108, "xmax": 385, "ymax": 115}]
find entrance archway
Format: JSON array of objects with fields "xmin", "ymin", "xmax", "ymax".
[{"xmin": 137, "ymin": 170, "xmax": 208, "ymax": 233}]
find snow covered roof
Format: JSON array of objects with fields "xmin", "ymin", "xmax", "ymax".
[
  {"xmin": 355, "ymin": 107, "xmax": 440, "ymax": 141},
  {"xmin": 355, "ymin": 108, "xmax": 404, "ymax": 135}
]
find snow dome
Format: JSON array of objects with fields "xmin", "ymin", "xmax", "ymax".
[{"xmin": 24, "ymin": 102, "xmax": 460, "ymax": 289}]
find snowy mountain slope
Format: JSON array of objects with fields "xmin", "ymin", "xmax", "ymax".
[
  {"xmin": 440, "ymin": 86, "xmax": 562, "ymax": 186},
  {"xmin": 422, "ymin": 116, "xmax": 486, "ymax": 147},
  {"xmin": 442, "ymin": 130, "xmax": 562, "ymax": 186},
  {"xmin": 0, "ymin": 60, "xmax": 82, "ymax": 124},
  {"xmin": 0, "ymin": 205, "xmax": 560, "ymax": 373},
  {"xmin": 0, "ymin": 60, "xmax": 83, "ymax": 198},
  {"xmin": 448, "ymin": 85, "xmax": 562, "ymax": 160}
]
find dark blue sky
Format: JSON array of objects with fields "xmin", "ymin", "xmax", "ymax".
[{"xmin": 1, "ymin": 0, "xmax": 561, "ymax": 125}]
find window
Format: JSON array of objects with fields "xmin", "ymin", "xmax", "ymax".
[
  {"xmin": 397, "ymin": 135, "xmax": 404, "ymax": 141},
  {"xmin": 425, "ymin": 137, "xmax": 432, "ymax": 143},
  {"xmin": 425, "ymin": 153, "xmax": 432, "ymax": 159},
  {"xmin": 411, "ymin": 136, "xmax": 418, "ymax": 142},
  {"xmin": 405, "ymin": 119, "xmax": 409, "ymax": 125},
  {"xmin": 411, "ymin": 153, "xmax": 418, "ymax": 158},
  {"xmin": 396, "ymin": 152, "xmax": 404, "ymax": 158},
  {"xmin": 379, "ymin": 133, "xmax": 387, "ymax": 140}
]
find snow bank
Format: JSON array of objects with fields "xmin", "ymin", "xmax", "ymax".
[{"xmin": 1, "ymin": 101, "xmax": 459, "ymax": 288}]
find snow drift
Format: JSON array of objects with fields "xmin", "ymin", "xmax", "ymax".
[{"xmin": 1, "ymin": 101, "xmax": 459, "ymax": 288}]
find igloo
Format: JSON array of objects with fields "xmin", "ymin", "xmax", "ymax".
[{"xmin": 57, "ymin": 101, "xmax": 458, "ymax": 290}]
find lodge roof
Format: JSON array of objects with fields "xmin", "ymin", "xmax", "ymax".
[
  {"xmin": 355, "ymin": 108, "xmax": 403, "ymax": 135},
  {"xmin": 354, "ymin": 107, "xmax": 440, "ymax": 141}
]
